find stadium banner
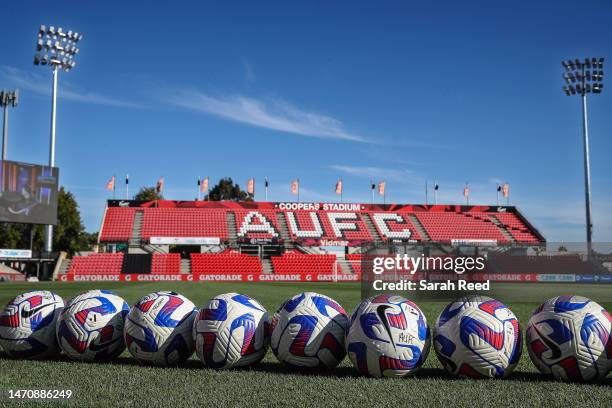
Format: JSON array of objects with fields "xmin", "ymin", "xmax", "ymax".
[
  {"xmin": 0, "ymin": 248, "xmax": 32, "ymax": 258},
  {"xmin": 0, "ymin": 160, "xmax": 60, "ymax": 225},
  {"xmin": 149, "ymin": 237, "xmax": 220, "ymax": 245},
  {"xmin": 0, "ymin": 271, "xmax": 26, "ymax": 281},
  {"xmin": 536, "ymin": 273, "xmax": 576, "ymax": 282},
  {"xmin": 451, "ymin": 239, "xmax": 497, "ymax": 247},
  {"xmin": 58, "ymin": 272, "xmax": 361, "ymax": 282}
]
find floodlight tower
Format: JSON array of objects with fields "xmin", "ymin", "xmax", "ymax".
[
  {"xmin": 1, "ymin": 89, "xmax": 19, "ymax": 160},
  {"xmin": 34, "ymin": 25, "xmax": 83, "ymax": 253},
  {"xmin": 562, "ymin": 57, "xmax": 604, "ymax": 256}
]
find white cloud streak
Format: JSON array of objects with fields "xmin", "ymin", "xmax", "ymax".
[
  {"xmin": 0, "ymin": 66, "xmax": 141, "ymax": 108},
  {"xmin": 169, "ymin": 89, "xmax": 366, "ymax": 142}
]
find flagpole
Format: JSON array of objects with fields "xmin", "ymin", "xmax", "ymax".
[
  {"xmin": 340, "ymin": 178, "xmax": 343, "ymax": 203},
  {"xmin": 370, "ymin": 179, "xmax": 374, "ymax": 204},
  {"xmin": 434, "ymin": 181, "xmax": 438, "ymax": 205},
  {"xmin": 197, "ymin": 176, "xmax": 201, "ymax": 201},
  {"xmin": 125, "ymin": 174, "xmax": 129, "ymax": 200},
  {"xmin": 425, "ymin": 180, "xmax": 428, "ymax": 206},
  {"xmin": 265, "ymin": 177, "xmax": 268, "ymax": 201},
  {"xmin": 496, "ymin": 186, "xmax": 500, "ymax": 206},
  {"xmin": 297, "ymin": 178, "xmax": 300, "ymax": 203},
  {"xmin": 113, "ymin": 175, "xmax": 116, "ymax": 200}
]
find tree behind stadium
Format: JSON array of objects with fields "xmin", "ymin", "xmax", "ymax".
[
  {"xmin": 0, "ymin": 187, "xmax": 94, "ymax": 255},
  {"xmin": 206, "ymin": 177, "xmax": 253, "ymax": 201},
  {"xmin": 133, "ymin": 186, "xmax": 163, "ymax": 201}
]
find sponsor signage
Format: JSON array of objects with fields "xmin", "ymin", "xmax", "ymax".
[
  {"xmin": 59, "ymin": 272, "xmax": 361, "ymax": 282},
  {"xmin": 536, "ymin": 274, "xmax": 576, "ymax": 282},
  {"xmin": 451, "ymin": 239, "xmax": 497, "ymax": 247},
  {"xmin": 0, "ymin": 249, "xmax": 32, "ymax": 259},
  {"xmin": 149, "ymin": 237, "xmax": 220, "ymax": 245}
]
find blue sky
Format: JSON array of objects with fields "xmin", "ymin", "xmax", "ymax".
[{"xmin": 1, "ymin": 1, "xmax": 611, "ymax": 241}]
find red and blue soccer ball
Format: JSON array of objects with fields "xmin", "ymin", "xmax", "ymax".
[
  {"xmin": 271, "ymin": 292, "xmax": 349, "ymax": 369},
  {"xmin": 193, "ymin": 292, "xmax": 269, "ymax": 369},
  {"xmin": 56, "ymin": 290, "xmax": 129, "ymax": 361},
  {"xmin": 345, "ymin": 294, "xmax": 430, "ymax": 378},
  {"xmin": 0, "ymin": 290, "xmax": 64, "ymax": 359},
  {"xmin": 527, "ymin": 295, "xmax": 611, "ymax": 382},
  {"xmin": 433, "ymin": 295, "xmax": 521, "ymax": 378},
  {"xmin": 124, "ymin": 291, "xmax": 197, "ymax": 366}
]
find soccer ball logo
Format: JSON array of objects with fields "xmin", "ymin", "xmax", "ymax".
[
  {"xmin": 346, "ymin": 294, "xmax": 430, "ymax": 378},
  {"xmin": 527, "ymin": 295, "xmax": 611, "ymax": 381},
  {"xmin": 271, "ymin": 292, "xmax": 348, "ymax": 369},
  {"xmin": 0, "ymin": 290, "xmax": 64, "ymax": 359},
  {"xmin": 193, "ymin": 293, "xmax": 269, "ymax": 369},
  {"xmin": 56, "ymin": 290, "xmax": 129, "ymax": 361},
  {"xmin": 433, "ymin": 295, "xmax": 521, "ymax": 378},
  {"xmin": 124, "ymin": 291, "xmax": 197, "ymax": 366}
]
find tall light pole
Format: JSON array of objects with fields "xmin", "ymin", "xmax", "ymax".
[
  {"xmin": 0, "ymin": 89, "xmax": 19, "ymax": 161},
  {"xmin": 34, "ymin": 25, "xmax": 83, "ymax": 253},
  {"xmin": 562, "ymin": 57, "xmax": 604, "ymax": 256}
]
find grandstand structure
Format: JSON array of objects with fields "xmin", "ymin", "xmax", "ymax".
[{"xmin": 55, "ymin": 200, "xmax": 546, "ymax": 281}]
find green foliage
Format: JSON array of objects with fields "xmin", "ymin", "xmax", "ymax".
[
  {"xmin": 206, "ymin": 177, "xmax": 253, "ymax": 201},
  {"xmin": 0, "ymin": 187, "xmax": 93, "ymax": 255},
  {"xmin": 134, "ymin": 186, "xmax": 163, "ymax": 201}
]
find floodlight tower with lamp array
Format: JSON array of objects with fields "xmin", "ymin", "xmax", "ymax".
[
  {"xmin": 1, "ymin": 89, "xmax": 19, "ymax": 161},
  {"xmin": 562, "ymin": 57, "xmax": 604, "ymax": 256},
  {"xmin": 34, "ymin": 25, "xmax": 83, "ymax": 254}
]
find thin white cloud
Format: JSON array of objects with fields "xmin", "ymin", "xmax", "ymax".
[
  {"xmin": 169, "ymin": 89, "xmax": 366, "ymax": 142},
  {"xmin": 0, "ymin": 66, "xmax": 141, "ymax": 108},
  {"xmin": 330, "ymin": 165, "xmax": 421, "ymax": 183}
]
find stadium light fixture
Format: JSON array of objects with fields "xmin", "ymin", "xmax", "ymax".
[
  {"xmin": 1, "ymin": 89, "xmax": 19, "ymax": 160},
  {"xmin": 562, "ymin": 57, "xmax": 605, "ymax": 256},
  {"xmin": 34, "ymin": 24, "xmax": 83, "ymax": 254}
]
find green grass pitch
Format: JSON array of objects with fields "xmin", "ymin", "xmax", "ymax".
[{"xmin": 0, "ymin": 281, "xmax": 610, "ymax": 407}]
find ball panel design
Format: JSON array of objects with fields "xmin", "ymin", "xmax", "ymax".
[
  {"xmin": 0, "ymin": 291, "xmax": 64, "ymax": 359},
  {"xmin": 271, "ymin": 292, "xmax": 348, "ymax": 369},
  {"xmin": 194, "ymin": 293, "xmax": 269, "ymax": 369},
  {"xmin": 56, "ymin": 290, "xmax": 128, "ymax": 361},
  {"xmin": 346, "ymin": 295, "xmax": 430, "ymax": 378},
  {"xmin": 526, "ymin": 295, "xmax": 611, "ymax": 381},
  {"xmin": 433, "ymin": 296, "xmax": 521, "ymax": 379},
  {"xmin": 124, "ymin": 291, "xmax": 196, "ymax": 366}
]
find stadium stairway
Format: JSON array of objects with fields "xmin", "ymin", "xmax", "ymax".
[
  {"xmin": 58, "ymin": 258, "xmax": 71, "ymax": 275},
  {"xmin": 275, "ymin": 213, "xmax": 295, "ymax": 249},
  {"xmin": 180, "ymin": 258, "xmax": 191, "ymax": 274},
  {"xmin": 407, "ymin": 214, "xmax": 431, "ymax": 241},
  {"xmin": 226, "ymin": 211, "xmax": 238, "ymax": 248},
  {"xmin": 362, "ymin": 213, "xmax": 383, "ymax": 244},
  {"xmin": 129, "ymin": 210, "xmax": 144, "ymax": 248},
  {"xmin": 337, "ymin": 257, "xmax": 355, "ymax": 274},
  {"xmin": 261, "ymin": 258, "xmax": 274, "ymax": 274},
  {"xmin": 489, "ymin": 215, "xmax": 517, "ymax": 243}
]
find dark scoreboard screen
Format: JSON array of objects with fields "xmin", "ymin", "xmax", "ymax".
[{"xmin": 0, "ymin": 160, "xmax": 59, "ymax": 225}]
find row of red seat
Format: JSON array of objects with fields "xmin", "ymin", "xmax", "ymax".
[
  {"xmin": 69, "ymin": 253, "xmax": 124, "ymax": 275},
  {"xmin": 191, "ymin": 252, "xmax": 262, "ymax": 275},
  {"xmin": 271, "ymin": 253, "xmax": 336, "ymax": 275},
  {"xmin": 99, "ymin": 206, "xmax": 541, "ymax": 244}
]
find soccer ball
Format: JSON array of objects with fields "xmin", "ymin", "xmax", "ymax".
[
  {"xmin": 346, "ymin": 294, "xmax": 430, "ymax": 378},
  {"xmin": 56, "ymin": 290, "xmax": 129, "ymax": 361},
  {"xmin": 271, "ymin": 292, "xmax": 348, "ymax": 369},
  {"xmin": 433, "ymin": 295, "xmax": 521, "ymax": 378},
  {"xmin": 193, "ymin": 293, "xmax": 269, "ymax": 369},
  {"xmin": 124, "ymin": 291, "xmax": 197, "ymax": 366},
  {"xmin": 0, "ymin": 290, "xmax": 64, "ymax": 359},
  {"xmin": 526, "ymin": 295, "xmax": 611, "ymax": 381}
]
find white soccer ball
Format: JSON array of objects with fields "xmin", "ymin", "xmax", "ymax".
[
  {"xmin": 0, "ymin": 290, "xmax": 64, "ymax": 359},
  {"xmin": 527, "ymin": 295, "xmax": 611, "ymax": 381},
  {"xmin": 56, "ymin": 290, "xmax": 128, "ymax": 361},
  {"xmin": 193, "ymin": 293, "xmax": 269, "ymax": 369},
  {"xmin": 271, "ymin": 292, "xmax": 349, "ymax": 369},
  {"xmin": 124, "ymin": 291, "xmax": 197, "ymax": 366},
  {"xmin": 433, "ymin": 295, "xmax": 521, "ymax": 378},
  {"xmin": 346, "ymin": 294, "xmax": 430, "ymax": 377}
]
